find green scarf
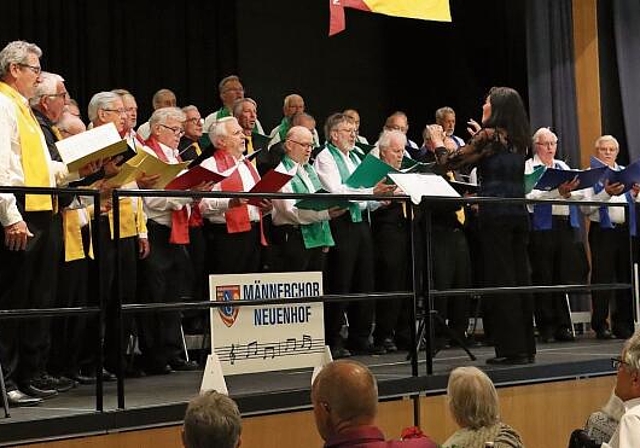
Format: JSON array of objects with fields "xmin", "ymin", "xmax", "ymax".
[
  {"xmin": 217, "ymin": 106, "xmax": 231, "ymax": 118},
  {"xmin": 326, "ymin": 143, "xmax": 362, "ymax": 222},
  {"xmin": 283, "ymin": 156, "xmax": 334, "ymax": 249},
  {"xmin": 277, "ymin": 116, "xmax": 291, "ymax": 142}
]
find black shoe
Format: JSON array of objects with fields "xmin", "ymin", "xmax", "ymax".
[
  {"xmin": 330, "ymin": 346, "xmax": 352, "ymax": 359},
  {"xmin": 370, "ymin": 344, "xmax": 387, "ymax": 355},
  {"xmin": 613, "ymin": 328, "xmax": 633, "ymax": 340},
  {"xmin": 596, "ymin": 329, "xmax": 614, "ymax": 340},
  {"xmin": 71, "ymin": 373, "xmax": 96, "ymax": 385},
  {"xmin": 19, "ymin": 383, "xmax": 58, "ymax": 399},
  {"xmin": 101, "ymin": 369, "xmax": 116, "ymax": 382},
  {"xmin": 538, "ymin": 328, "xmax": 553, "ymax": 344},
  {"xmin": 554, "ymin": 328, "xmax": 575, "ymax": 342},
  {"xmin": 381, "ymin": 338, "xmax": 398, "ymax": 353},
  {"xmin": 35, "ymin": 373, "xmax": 75, "ymax": 392},
  {"xmin": 486, "ymin": 355, "xmax": 531, "ymax": 366},
  {"xmin": 169, "ymin": 358, "xmax": 199, "ymax": 371},
  {"xmin": 7, "ymin": 390, "xmax": 42, "ymax": 407},
  {"xmin": 145, "ymin": 364, "xmax": 172, "ymax": 375}
]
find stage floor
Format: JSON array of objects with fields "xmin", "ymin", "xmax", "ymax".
[{"xmin": 0, "ymin": 335, "xmax": 621, "ymax": 445}]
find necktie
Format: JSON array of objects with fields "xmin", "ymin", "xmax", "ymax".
[{"xmin": 447, "ymin": 171, "xmax": 466, "ymax": 225}]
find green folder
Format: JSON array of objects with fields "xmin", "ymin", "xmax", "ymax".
[
  {"xmin": 345, "ymin": 152, "xmax": 397, "ymax": 188},
  {"xmin": 524, "ymin": 165, "xmax": 547, "ymax": 194},
  {"xmin": 400, "ymin": 157, "xmax": 435, "ymax": 173},
  {"xmin": 296, "ymin": 190, "xmax": 351, "ymax": 211}
]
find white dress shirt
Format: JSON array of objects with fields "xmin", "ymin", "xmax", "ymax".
[
  {"xmin": 603, "ymin": 397, "xmax": 640, "ymax": 448},
  {"xmin": 272, "ymin": 162, "xmax": 330, "ymax": 226},
  {"xmin": 525, "ymin": 155, "xmax": 584, "ymax": 216}
]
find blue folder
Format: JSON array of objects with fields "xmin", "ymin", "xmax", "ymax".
[
  {"xmin": 534, "ymin": 166, "xmax": 608, "ymax": 191},
  {"xmin": 603, "ymin": 159, "xmax": 640, "ymax": 193}
]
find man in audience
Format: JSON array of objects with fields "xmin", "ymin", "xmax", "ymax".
[
  {"xmin": 182, "ymin": 390, "xmax": 242, "ymax": 448},
  {"xmin": 312, "ymin": 360, "xmax": 437, "ymax": 448},
  {"xmin": 570, "ymin": 330, "xmax": 640, "ymax": 448},
  {"xmin": 137, "ymin": 88, "xmax": 177, "ymax": 139}
]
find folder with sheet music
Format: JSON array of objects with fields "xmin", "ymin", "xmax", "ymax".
[
  {"xmin": 601, "ymin": 158, "xmax": 640, "ymax": 193},
  {"xmin": 345, "ymin": 152, "xmax": 397, "ymax": 188},
  {"xmin": 533, "ymin": 165, "xmax": 608, "ymax": 192}
]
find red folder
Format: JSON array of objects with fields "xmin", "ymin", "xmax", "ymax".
[
  {"xmin": 165, "ymin": 165, "xmax": 235, "ymax": 190},
  {"xmin": 247, "ymin": 168, "xmax": 295, "ymax": 206}
]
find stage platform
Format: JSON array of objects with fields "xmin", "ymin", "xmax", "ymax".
[{"xmin": 0, "ymin": 335, "xmax": 621, "ymax": 446}]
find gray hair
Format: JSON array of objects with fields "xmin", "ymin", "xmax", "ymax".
[
  {"xmin": 232, "ymin": 98, "xmax": 257, "ymax": 117},
  {"xmin": 595, "ymin": 135, "xmax": 619, "ymax": 151},
  {"xmin": 210, "ymin": 116, "xmax": 238, "ymax": 142},
  {"xmin": 532, "ymin": 127, "xmax": 557, "ymax": 145},
  {"xmin": 182, "ymin": 105, "xmax": 199, "ymax": 114},
  {"xmin": 435, "ymin": 106, "xmax": 455, "ymax": 123},
  {"xmin": 149, "ymin": 107, "xmax": 186, "ymax": 128},
  {"xmin": 447, "ymin": 366, "xmax": 500, "ymax": 430},
  {"xmin": 29, "ymin": 72, "xmax": 65, "ymax": 107},
  {"xmin": 622, "ymin": 330, "xmax": 640, "ymax": 372},
  {"xmin": 87, "ymin": 91, "xmax": 121, "ymax": 123},
  {"xmin": 218, "ymin": 75, "xmax": 241, "ymax": 93},
  {"xmin": 152, "ymin": 88, "xmax": 176, "ymax": 109},
  {"xmin": 0, "ymin": 40, "xmax": 42, "ymax": 79},
  {"xmin": 378, "ymin": 129, "xmax": 407, "ymax": 150},
  {"xmin": 57, "ymin": 112, "xmax": 86, "ymax": 136},
  {"xmin": 183, "ymin": 390, "xmax": 242, "ymax": 448}
]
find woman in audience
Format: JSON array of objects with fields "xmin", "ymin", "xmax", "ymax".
[
  {"xmin": 430, "ymin": 87, "xmax": 535, "ymax": 365},
  {"xmin": 442, "ymin": 366, "xmax": 524, "ymax": 448}
]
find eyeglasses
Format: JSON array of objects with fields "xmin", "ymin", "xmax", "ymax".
[
  {"xmin": 336, "ymin": 128, "xmax": 356, "ymax": 135},
  {"xmin": 598, "ymin": 147, "xmax": 618, "ymax": 153},
  {"xmin": 612, "ymin": 357, "xmax": 628, "ymax": 369},
  {"xmin": 47, "ymin": 91, "xmax": 69, "ymax": 100},
  {"xmin": 103, "ymin": 108, "xmax": 127, "ymax": 115},
  {"xmin": 125, "ymin": 107, "xmax": 138, "ymax": 113},
  {"xmin": 535, "ymin": 141, "xmax": 557, "ymax": 147},
  {"xmin": 288, "ymin": 140, "xmax": 314, "ymax": 149},
  {"xmin": 17, "ymin": 63, "xmax": 42, "ymax": 75},
  {"xmin": 186, "ymin": 117, "xmax": 204, "ymax": 125},
  {"xmin": 159, "ymin": 124, "xmax": 185, "ymax": 136}
]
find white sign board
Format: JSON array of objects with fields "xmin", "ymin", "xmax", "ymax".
[{"xmin": 209, "ymin": 272, "xmax": 325, "ymax": 375}]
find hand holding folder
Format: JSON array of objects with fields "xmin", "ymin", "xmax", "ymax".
[
  {"xmin": 345, "ymin": 152, "xmax": 398, "ymax": 188},
  {"xmin": 56, "ymin": 122, "xmax": 129, "ymax": 172},
  {"xmin": 165, "ymin": 164, "xmax": 237, "ymax": 190},
  {"xmin": 246, "ymin": 164, "xmax": 297, "ymax": 206}
]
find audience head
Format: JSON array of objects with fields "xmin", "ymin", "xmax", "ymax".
[
  {"xmin": 152, "ymin": 88, "xmax": 177, "ymax": 110},
  {"xmin": 211, "ymin": 116, "xmax": 245, "ymax": 158},
  {"xmin": 182, "ymin": 390, "xmax": 242, "ymax": 448},
  {"xmin": 182, "ymin": 105, "xmax": 204, "ymax": 141},
  {"xmin": 594, "ymin": 135, "xmax": 620, "ymax": 167},
  {"xmin": 532, "ymin": 127, "xmax": 558, "ymax": 167},
  {"xmin": 481, "ymin": 86, "xmax": 530, "ymax": 154},
  {"xmin": 88, "ymin": 91, "xmax": 126, "ymax": 133},
  {"xmin": 0, "ymin": 40, "xmax": 43, "ymax": 99},
  {"xmin": 613, "ymin": 330, "xmax": 640, "ymax": 402},
  {"xmin": 447, "ymin": 366, "xmax": 500, "ymax": 430},
  {"xmin": 435, "ymin": 106, "xmax": 457, "ymax": 137},
  {"xmin": 232, "ymin": 98, "xmax": 258, "ymax": 134},
  {"xmin": 57, "ymin": 111, "xmax": 87, "ymax": 138},
  {"xmin": 283, "ymin": 94, "xmax": 305, "ymax": 118},
  {"xmin": 378, "ymin": 129, "xmax": 406, "ymax": 169},
  {"xmin": 112, "ymin": 88, "xmax": 138, "ymax": 131},
  {"xmin": 384, "ymin": 111, "xmax": 410, "ymax": 135},
  {"xmin": 219, "ymin": 75, "xmax": 245, "ymax": 109},
  {"xmin": 30, "ymin": 71, "xmax": 69, "ymax": 123},
  {"xmin": 325, "ymin": 113, "xmax": 356, "ymax": 152},
  {"xmin": 284, "ymin": 126, "xmax": 314, "ymax": 164},
  {"xmin": 311, "ymin": 360, "xmax": 378, "ymax": 441}
]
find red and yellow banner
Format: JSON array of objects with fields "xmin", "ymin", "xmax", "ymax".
[{"xmin": 329, "ymin": 0, "xmax": 451, "ymax": 36}]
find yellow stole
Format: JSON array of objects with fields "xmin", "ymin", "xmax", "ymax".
[
  {"xmin": 63, "ymin": 208, "xmax": 93, "ymax": 261},
  {"xmin": 107, "ymin": 196, "xmax": 147, "ymax": 239},
  {"xmin": 0, "ymin": 82, "xmax": 52, "ymax": 211}
]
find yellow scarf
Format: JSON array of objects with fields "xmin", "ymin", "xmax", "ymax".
[
  {"xmin": 63, "ymin": 208, "xmax": 93, "ymax": 261},
  {"xmin": 0, "ymin": 82, "xmax": 52, "ymax": 211}
]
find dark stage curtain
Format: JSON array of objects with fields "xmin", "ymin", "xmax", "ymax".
[
  {"xmin": 598, "ymin": 0, "xmax": 640, "ymax": 164},
  {"xmin": 526, "ymin": 0, "xmax": 580, "ymax": 167},
  {"xmin": 1, "ymin": 0, "xmax": 237, "ymax": 123}
]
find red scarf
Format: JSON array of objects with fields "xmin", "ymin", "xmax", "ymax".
[
  {"xmin": 213, "ymin": 149, "xmax": 266, "ymax": 245},
  {"xmin": 145, "ymin": 135, "xmax": 199, "ymax": 244}
]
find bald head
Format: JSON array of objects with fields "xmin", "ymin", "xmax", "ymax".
[
  {"xmin": 311, "ymin": 360, "xmax": 378, "ymax": 439},
  {"xmin": 284, "ymin": 126, "xmax": 314, "ymax": 164}
]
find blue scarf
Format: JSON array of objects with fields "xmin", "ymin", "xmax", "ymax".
[
  {"xmin": 591, "ymin": 158, "xmax": 636, "ymax": 236},
  {"xmin": 532, "ymin": 162, "xmax": 580, "ymax": 230}
]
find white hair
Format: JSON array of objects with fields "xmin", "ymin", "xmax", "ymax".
[
  {"xmin": 0, "ymin": 40, "xmax": 42, "ymax": 78},
  {"xmin": 29, "ymin": 72, "xmax": 65, "ymax": 107},
  {"xmin": 149, "ymin": 107, "xmax": 186, "ymax": 128},
  {"xmin": 87, "ymin": 91, "xmax": 121, "ymax": 123}
]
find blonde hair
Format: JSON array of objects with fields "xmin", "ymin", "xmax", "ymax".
[{"xmin": 447, "ymin": 366, "xmax": 500, "ymax": 429}]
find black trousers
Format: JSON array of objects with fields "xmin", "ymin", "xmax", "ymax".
[
  {"xmin": 371, "ymin": 220, "xmax": 410, "ymax": 343},
  {"xmin": 204, "ymin": 222, "xmax": 262, "ymax": 275},
  {"xmin": 325, "ymin": 215, "xmax": 374, "ymax": 349},
  {"xmin": 589, "ymin": 223, "xmax": 634, "ymax": 335},
  {"xmin": 480, "ymin": 217, "xmax": 536, "ymax": 359},
  {"xmin": 270, "ymin": 224, "xmax": 327, "ymax": 273},
  {"xmin": 0, "ymin": 211, "xmax": 54, "ymax": 390},
  {"xmin": 137, "ymin": 222, "xmax": 190, "ymax": 370},
  {"xmin": 528, "ymin": 217, "xmax": 583, "ymax": 335},
  {"xmin": 49, "ymin": 224, "xmax": 91, "ymax": 377}
]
